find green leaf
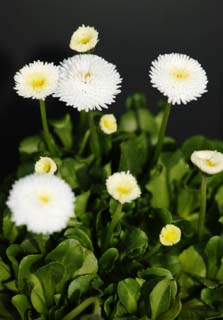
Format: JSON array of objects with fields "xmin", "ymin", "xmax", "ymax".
[
  {"xmin": 68, "ymin": 274, "xmax": 96, "ymax": 302},
  {"xmin": 59, "ymin": 158, "xmax": 78, "ymax": 189},
  {"xmin": 119, "ymin": 109, "xmax": 158, "ymax": 139},
  {"xmin": 35, "ymin": 262, "xmax": 64, "ymax": 307},
  {"xmin": 179, "ymin": 246, "xmax": 206, "ymax": 278},
  {"xmin": 0, "ymin": 259, "xmax": 11, "ymax": 290},
  {"xmin": 6, "ymin": 244, "xmax": 22, "ymax": 275},
  {"xmin": 17, "ymin": 254, "xmax": 43, "ymax": 292},
  {"xmin": 118, "ymin": 278, "xmax": 140, "ymax": 314},
  {"xmin": 201, "ymin": 287, "xmax": 223, "ymax": 307},
  {"xmin": 120, "ymin": 227, "xmax": 148, "ymax": 258},
  {"xmin": 64, "ymin": 227, "xmax": 93, "ymax": 250},
  {"xmin": 205, "ymin": 236, "xmax": 223, "ymax": 279},
  {"xmin": 150, "ymin": 279, "xmax": 172, "ymax": 320},
  {"xmin": 46, "ymin": 239, "xmax": 84, "ymax": 281},
  {"xmin": 139, "ymin": 267, "xmax": 174, "ymax": 281},
  {"xmin": 19, "ymin": 135, "xmax": 41, "ymax": 154},
  {"xmin": 119, "ymin": 133, "xmax": 149, "ymax": 175},
  {"xmin": 2, "ymin": 211, "xmax": 18, "ymax": 243},
  {"xmin": 12, "ymin": 294, "xmax": 31, "ymax": 320},
  {"xmin": 30, "ymin": 274, "xmax": 47, "ymax": 314},
  {"xmin": 99, "ymin": 248, "xmax": 119, "ymax": 272},
  {"xmin": 177, "ymin": 186, "xmax": 199, "ymax": 218},
  {"xmin": 146, "ymin": 163, "xmax": 169, "ymax": 208},
  {"xmin": 215, "ymin": 186, "xmax": 223, "ymax": 216},
  {"xmin": 74, "ymin": 249, "xmax": 98, "ymax": 276},
  {"xmin": 158, "ymin": 295, "xmax": 182, "ymax": 320},
  {"xmin": 163, "ymin": 150, "xmax": 189, "ymax": 185},
  {"xmin": 0, "ymin": 293, "xmax": 17, "ymax": 319},
  {"xmin": 50, "ymin": 113, "xmax": 73, "ymax": 150},
  {"xmin": 74, "ymin": 191, "xmax": 91, "ymax": 224}
]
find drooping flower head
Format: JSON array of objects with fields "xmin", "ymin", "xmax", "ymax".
[
  {"xmin": 106, "ymin": 171, "xmax": 141, "ymax": 204},
  {"xmin": 14, "ymin": 61, "xmax": 59, "ymax": 100},
  {"xmin": 69, "ymin": 25, "xmax": 99, "ymax": 53},
  {"xmin": 99, "ymin": 114, "xmax": 117, "ymax": 134},
  {"xmin": 7, "ymin": 174, "xmax": 75, "ymax": 234},
  {"xmin": 159, "ymin": 224, "xmax": 181, "ymax": 246},
  {"xmin": 35, "ymin": 157, "xmax": 57, "ymax": 174},
  {"xmin": 54, "ymin": 54, "xmax": 122, "ymax": 112},
  {"xmin": 149, "ymin": 53, "xmax": 208, "ymax": 105},
  {"xmin": 191, "ymin": 150, "xmax": 223, "ymax": 175}
]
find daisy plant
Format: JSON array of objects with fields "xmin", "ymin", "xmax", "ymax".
[
  {"xmin": 150, "ymin": 53, "xmax": 208, "ymax": 166},
  {"xmin": 191, "ymin": 150, "xmax": 223, "ymax": 240},
  {"xmin": 4, "ymin": 25, "xmax": 223, "ymax": 320},
  {"xmin": 14, "ymin": 61, "xmax": 59, "ymax": 155}
]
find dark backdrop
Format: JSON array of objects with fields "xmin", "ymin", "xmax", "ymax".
[{"xmin": 0, "ymin": 0, "xmax": 222, "ymax": 178}]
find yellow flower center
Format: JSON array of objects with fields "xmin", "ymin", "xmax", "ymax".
[
  {"xmin": 28, "ymin": 74, "xmax": 46, "ymax": 92},
  {"xmin": 163, "ymin": 230, "xmax": 177, "ymax": 243},
  {"xmin": 170, "ymin": 67, "xmax": 190, "ymax": 80},
  {"xmin": 205, "ymin": 159, "xmax": 216, "ymax": 167},
  {"xmin": 79, "ymin": 36, "xmax": 91, "ymax": 44},
  {"xmin": 38, "ymin": 194, "xmax": 50, "ymax": 204},
  {"xmin": 84, "ymin": 71, "xmax": 91, "ymax": 79},
  {"xmin": 43, "ymin": 162, "xmax": 51, "ymax": 173},
  {"xmin": 117, "ymin": 186, "xmax": 131, "ymax": 195},
  {"xmin": 103, "ymin": 119, "xmax": 111, "ymax": 129}
]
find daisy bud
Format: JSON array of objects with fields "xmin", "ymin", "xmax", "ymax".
[
  {"xmin": 69, "ymin": 25, "xmax": 99, "ymax": 53},
  {"xmin": 99, "ymin": 114, "xmax": 117, "ymax": 134},
  {"xmin": 159, "ymin": 224, "xmax": 181, "ymax": 246},
  {"xmin": 106, "ymin": 171, "xmax": 141, "ymax": 204},
  {"xmin": 191, "ymin": 150, "xmax": 223, "ymax": 175},
  {"xmin": 35, "ymin": 157, "xmax": 57, "ymax": 174}
]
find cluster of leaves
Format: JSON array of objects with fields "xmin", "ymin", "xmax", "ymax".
[{"xmin": 1, "ymin": 93, "xmax": 223, "ymax": 319}]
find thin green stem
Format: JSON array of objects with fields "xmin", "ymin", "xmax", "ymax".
[
  {"xmin": 103, "ymin": 203, "xmax": 123, "ymax": 252},
  {"xmin": 152, "ymin": 102, "xmax": 171, "ymax": 166},
  {"xmin": 62, "ymin": 297, "xmax": 100, "ymax": 320},
  {"xmin": 39, "ymin": 99, "xmax": 54, "ymax": 154},
  {"xmin": 78, "ymin": 129, "xmax": 90, "ymax": 156},
  {"xmin": 198, "ymin": 173, "xmax": 207, "ymax": 241},
  {"xmin": 88, "ymin": 112, "xmax": 101, "ymax": 161}
]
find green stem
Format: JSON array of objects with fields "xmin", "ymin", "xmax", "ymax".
[
  {"xmin": 152, "ymin": 102, "xmax": 171, "ymax": 166},
  {"xmin": 88, "ymin": 112, "xmax": 101, "ymax": 161},
  {"xmin": 62, "ymin": 297, "xmax": 99, "ymax": 320},
  {"xmin": 39, "ymin": 99, "xmax": 54, "ymax": 154},
  {"xmin": 78, "ymin": 129, "xmax": 90, "ymax": 156},
  {"xmin": 198, "ymin": 173, "xmax": 207, "ymax": 241},
  {"xmin": 103, "ymin": 203, "xmax": 123, "ymax": 252}
]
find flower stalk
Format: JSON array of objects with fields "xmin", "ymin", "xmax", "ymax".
[
  {"xmin": 88, "ymin": 112, "xmax": 101, "ymax": 161},
  {"xmin": 152, "ymin": 102, "xmax": 171, "ymax": 166},
  {"xmin": 39, "ymin": 99, "xmax": 54, "ymax": 155},
  {"xmin": 103, "ymin": 203, "xmax": 123, "ymax": 251},
  {"xmin": 62, "ymin": 296, "xmax": 100, "ymax": 320},
  {"xmin": 198, "ymin": 173, "xmax": 207, "ymax": 241}
]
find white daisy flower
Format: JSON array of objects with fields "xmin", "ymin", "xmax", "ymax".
[
  {"xmin": 69, "ymin": 25, "xmax": 99, "ymax": 53},
  {"xmin": 149, "ymin": 53, "xmax": 208, "ymax": 105},
  {"xmin": 54, "ymin": 54, "xmax": 122, "ymax": 112},
  {"xmin": 99, "ymin": 114, "xmax": 117, "ymax": 134},
  {"xmin": 7, "ymin": 174, "xmax": 75, "ymax": 234},
  {"xmin": 14, "ymin": 61, "xmax": 59, "ymax": 100},
  {"xmin": 191, "ymin": 150, "xmax": 223, "ymax": 175},
  {"xmin": 159, "ymin": 224, "xmax": 181, "ymax": 246},
  {"xmin": 106, "ymin": 171, "xmax": 141, "ymax": 204},
  {"xmin": 35, "ymin": 157, "xmax": 57, "ymax": 174}
]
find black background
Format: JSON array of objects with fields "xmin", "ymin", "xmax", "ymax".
[{"xmin": 0, "ymin": 0, "xmax": 222, "ymax": 178}]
